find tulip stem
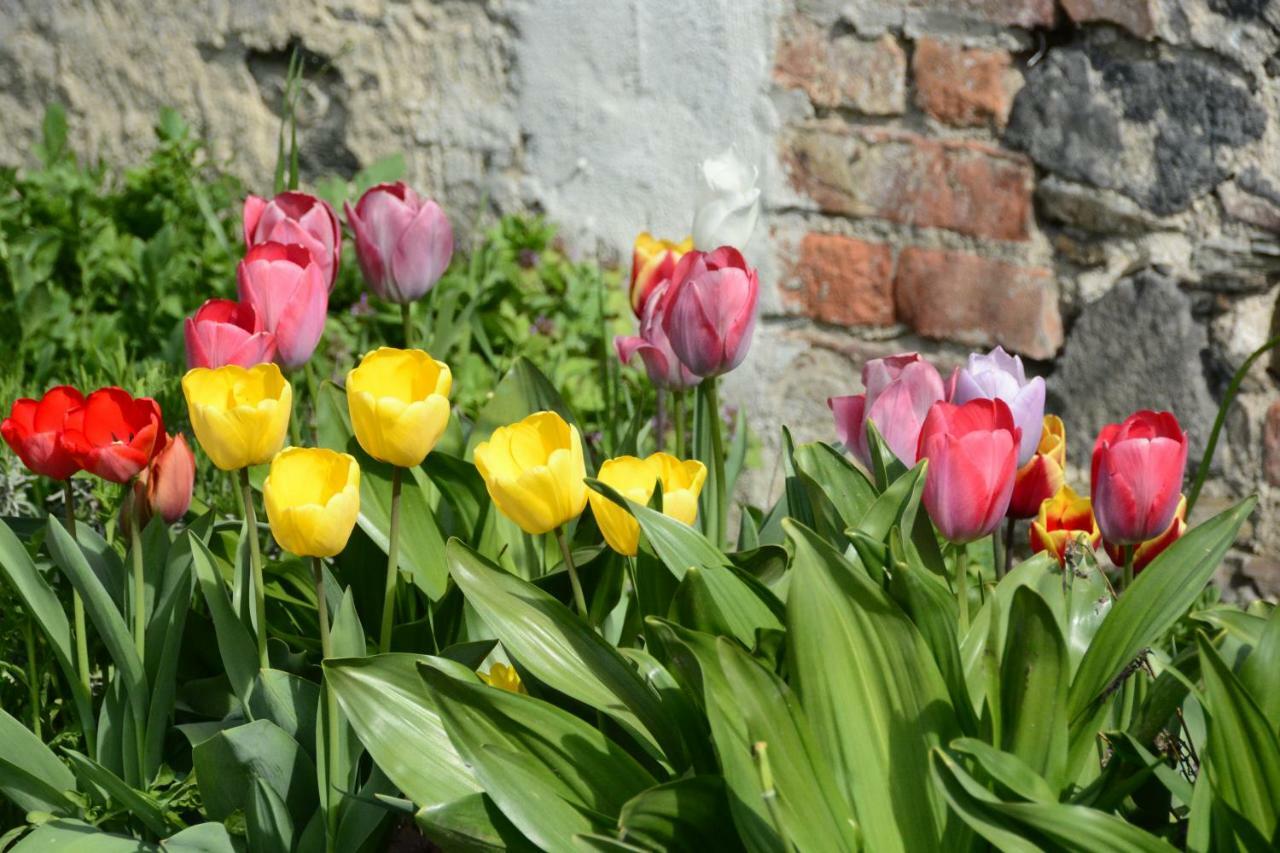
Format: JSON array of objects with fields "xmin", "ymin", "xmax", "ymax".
[
  {"xmin": 954, "ymin": 547, "xmax": 970, "ymax": 633},
  {"xmin": 312, "ymin": 555, "xmax": 338, "ymax": 852},
  {"xmin": 555, "ymin": 527, "xmax": 590, "ymax": 624},
  {"xmin": 401, "ymin": 302, "xmax": 413, "ymax": 348},
  {"xmin": 22, "ymin": 613, "xmax": 40, "ymax": 739},
  {"xmin": 1002, "ymin": 518, "xmax": 1016, "ymax": 579},
  {"xmin": 701, "ymin": 378, "xmax": 727, "ymax": 549},
  {"xmin": 1122, "ymin": 545, "xmax": 1135, "ymax": 593},
  {"xmin": 240, "ymin": 468, "xmax": 270, "ymax": 669},
  {"xmin": 129, "ymin": 496, "xmax": 146, "ymax": 666},
  {"xmin": 312, "ymin": 557, "xmax": 332, "ymax": 659},
  {"xmin": 64, "ymin": 482, "xmax": 93, "ymax": 715},
  {"xmin": 992, "ymin": 530, "xmax": 1004, "ymax": 583},
  {"xmin": 380, "ymin": 466, "xmax": 404, "ymax": 654},
  {"xmin": 674, "ymin": 392, "xmax": 687, "ymax": 459},
  {"xmin": 654, "ymin": 390, "xmax": 666, "ymax": 453}
]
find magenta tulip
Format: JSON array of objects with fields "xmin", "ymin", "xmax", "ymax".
[
  {"xmin": 616, "ymin": 280, "xmax": 701, "ymax": 390},
  {"xmin": 829, "ymin": 353, "xmax": 945, "ymax": 468},
  {"xmin": 917, "ymin": 398, "xmax": 1021, "ymax": 544},
  {"xmin": 184, "ymin": 299, "xmax": 277, "ymax": 369},
  {"xmin": 661, "ymin": 247, "xmax": 758, "ymax": 378},
  {"xmin": 237, "ymin": 242, "xmax": 328, "ymax": 369},
  {"xmin": 946, "ymin": 346, "xmax": 1046, "ymax": 466},
  {"xmin": 243, "ymin": 192, "xmax": 342, "ymax": 290},
  {"xmin": 344, "ymin": 182, "xmax": 453, "ymax": 304},
  {"xmin": 1090, "ymin": 410, "xmax": 1188, "ymax": 545}
]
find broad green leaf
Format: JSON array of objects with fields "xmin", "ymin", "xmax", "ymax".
[
  {"xmin": 143, "ymin": 534, "xmax": 195, "ymax": 778},
  {"xmin": 1000, "ymin": 586, "xmax": 1069, "ymax": 787},
  {"xmin": 246, "ymin": 775, "xmax": 294, "ymax": 853},
  {"xmin": 415, "ymin": 792, "xmax": 538, "ymax": 852},
  {"xmin": 850, "ymin": 460, "xmax": 926, "ymax": 543},
  {"xmin": 617, "ymin": 776, "xmax": 740, "ymax": 852},
  {"xmin": 668, "ymin": 564, "xmax": 783, "ymax": 648},
  {"xmin": 188, "ymin": 533, "xmax": 258, "ymax": 708},
  {"xmin": 0, "ymin": 706, "xmax": 78, "ymax": 815},
  {"xmin": 247, "ymin": 669, "xmax": 319, "ymax": 752},
  {"xmin": 192, "ymin": 719, "xmax": 317, "ymax": 830},
  {"xmin": 792, "ymin": 440, "xmax": 877, "ymax": 532},
  {"xmin": 9, "ymin": 819, "xmax": 159, "ymax": 851},
  {"xmin": 1239, "ymin": 604, "xmax": 1280, "ymax": 727},
  {"xmin": 162, "ymin": 822, "xmax": 239, "ymax": 852},
  {"xmin": 949, "ymin": 738, "xmax": 1058, "ymax": 804},
  {"xmin": 64, "ymin": 749, "xmax": 175, "ymax": 837}
]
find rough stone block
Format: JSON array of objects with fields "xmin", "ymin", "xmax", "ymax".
[
  {"xmin": 1060, "ymin": 0, "xmax": 1157, "ymax": 38},
  {"xmin": 775, "ymin": 18, "xmax": 906, "ymax": 115},
  {"xmin": 1265, "ymin": 399, "xmax": 1280, "ymax": 487},
  {"xmin": 787, "ymin": 233, "xmax": 896, "ymax": 326},
  {"xmin": 912, "ymin": 38, "xmax": 1018, "ymax": 129}
]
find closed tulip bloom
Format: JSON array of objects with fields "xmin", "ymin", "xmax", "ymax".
[
  {"xmin": 1007, "ymin": 414, "xmax": 1066, "ymax": 519},
  {"xmin": 479, "ymin": 662, "xmax": 526, "ymax": 694},
  {"xmin": 474, "ymin": 411, "xmax": 588, "ymax": 535},
  {"xmin": 1090, "ymin": 410, "xmax": 1188, "ymax": 545},
  {"xmin": 691, "ymin": 147, "xmax": 761, "ymax": 251},
  {"xmin": 829, "ymin": 353, "xmax": 945, "ymax": 468},
  {"xmin": 243, "ymin": 191, "xmax": 342, "ymax": 290},
  {"xmin": 345, "ymin": 182, "xmax": 453, "ymax": 304},
  {"xmin": 615, "ymin": 280, "xmax": 701, "ymax": 390},
  {"xmin": 182, "ymin": 364, "xmax": 293, "ymax": 471},
  {"xmin": 946, "ymin": 346, "xmax": 1046, "ymax": 466},
  {"xmin": 1030, "ymin": 485, "xmax": 1101, "ymax": 567},
  {"xmin": 2, "ymin": 386, "xmax": 84, "ymax": 480},
  {"xmin": 588, "ymin": 452, "xmax": 707, "ymax": 556},
  {"xmin": 346, "ymin": 347, "xmax": 452, "ymax": 468},
  {"xmin": 237, "ymin": 242, "xmax": 329, "ymax": 369},
  {"xmin": 184, "ymin": 299, "xmax": 277, "ymax": 369},
  {"xmin": 917, "ymin": 399, "xmax": 1021, "ymax": 544},
  {"xmin": 142, "ymin": 434, "xmax": 196, "ymax": 524},
  {"xmin": 629, "ymin": 232, "xmax": 692, "ymax": 317},
  {"xmin": 662, "ymin": 247, "xmax": 758, "ymax": 378},
  {"xmin": 60, "ymin": 388, "xmax": 166, "ymax": 484},
  {"xmin": 263, "ymin": 447, "xmax": 361, "ymax": 558},
  {"xmin": 1105, "ymin": 495, "xmax": 1187, "ymax": 575}
]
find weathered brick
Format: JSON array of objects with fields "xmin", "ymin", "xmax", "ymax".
[
  {"xmin": 912, "ymin": 37, "xmax": 1017, "ymax": 128},
  {"xmin": 1060, "ymin": 0, "xmax": 1156, "ymax": 38},
  {"xmin": 788, "ymin": 233, "xmax": 896, "ymax": 326},
  {"xmin": 895, "ymin": 247, "xmax": 1062, "ymax": 359},
  {"xmin": 775, "ymin": 19, "xmax": 906, "ymax": 114},
  {"xmin": 909, "ymin": 0, "xmax": 1056, "ymax": 28},
  {"xmin": 784, "ymin": 124, "xmax": 1034, "ymax": 241},
  {"xmin": 1264, "ymin": 400, "xmax": 1280, "ymax": 487}
]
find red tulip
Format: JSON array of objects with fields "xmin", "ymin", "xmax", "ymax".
[
  {"xmin": 184, "ymin": 299, "xmax": 277, "ymax": 369},
  {"xmin": 345, "ymin": 182, "xmax": 453, "ymax": 304},
  {"xmin": 1090, "ymin": 410, "xmax": 1188, "ymax": 545},
  {"xmin": 243, "ymin": 192, "xmax": 342, "ymax": 290},
  {"xmin": 917, "ymin": 398, "xmax": 1021, "ymax": 544},
  {"xmin": 1105, "ymin": 494, "xmax": 1187, "ymax": 575},
  {"xmin": 828, "ymin": 353, "xmax": 945, "ymax": 468},
  {"xmin": 1, "ymin": 386, "xmax": 85, "ymax": 480},
  {"xmin": 1030, "ymin": 484, "xmax": 1101, "ymax": 567},
  {"xmin": 615, "ymin": 280, "xmax": 701, "ymax": 390},
  {"xmin": 1007, "ymin": 414, "xmax": 1066, "ymax": 519},
  {"xmin": 661, "ymin": 246, "xmax": 758, "ymax": 378},
  {"xmin": 59, "ymin": 388, "xmax": 166, "ymax": 483},
  {"xmin": 237, "ymin": 242, "xmax": 329, "ymax": 369},
  {"xmin": 142, "ymin": 434, "xmax": 195, "ymax": 524}
]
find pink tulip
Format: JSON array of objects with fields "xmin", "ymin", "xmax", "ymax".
[
  {"xmin": 243, "ymin": 192, "xmax": 342, "ymax": 290},
  {"xmin": 615, "ymin": 280, "xmax": 701, "ymax": 390},
  {"xmin": 184, "ymin": 299, "xmax": 277, "ymax": 369},
  {"xmin": 1091, "ymin": 410, "xmax": 1188, "ymax": 545},
  {"xmin": 917, "ymin": 398, "xmax": 1021, "ymax": 544},
  {"xmin": 236, "ymin": 242, "xmax": 328, "ymax": 369},
  {"xmin": 344, "ymin": 182, "xmax": 453, "ymax": 304},
  {"xmin": 144, "ymin": 434, "xmax": 195, "ymax": 524},
  {"xmin": 661, "ymin": 247, "xmax": 758, "ymax": 378},
  {"xmin": 828, "ymin": 353, "xmax": 945, "ymax": 468}
]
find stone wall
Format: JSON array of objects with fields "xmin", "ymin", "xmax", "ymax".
[{"xmin": 2, "ymin": 0, "xmax": 1279, "ymax": 595}]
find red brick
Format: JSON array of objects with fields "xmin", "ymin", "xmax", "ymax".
[
  {"xmin": 784, "ymin": 124, "xmax": 1034, "ymax": 241},
  {"xmin": 788, "ymin": 233, "xmax": 896, "ymax": 327},
  {"xmin": 913, "ymin": 38, "xmax": 1017, "ymax": 129},
  {"xmin": 1061, "ymin": 0, "xmax": 1156, "ymax": 38},
  {"xmin": 775, "ymin": 20, "xmax": 906, "ymax": 115},
  {"xmin": 894, "ymin": 247, "xmax": 1062, "ymax": 359},
  {"xmin": 1264, "ymin": 400, "xmax": 1280, "ymax": 487}
]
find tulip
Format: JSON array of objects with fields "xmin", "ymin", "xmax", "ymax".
[
  {"xmin": 2, "ymin": 386, "xmax": 84, "ymax": 481},
  {"xmin": 181, "ymin": 363, "xmax": 293, "ymax": 471},
  {"xmin": 479, "ymin": 661, "xmax": 527, "ymax": 694},
  {"xmin": 143, "ymin": 434, "xmax": 196, "ymax": 524},
  {"xmin": 691, "ymin": 146, "xmax": 761, "ymax": 251},
  {"xmin": 263, "ymin": 447, "xmax": 361, "ymax": 559},
  {"xmin": 917, "ymin": 398, "xmax": 1021, "ymax": 545},
  {"xmin": 1105, "ymin": 495, "xmax": 1187, "ymax": 576},
  {"xmin": 474, "ymin": 411, "xmax": 588, "ymax": 536},
  {"xmin": 345, "ymin": 182, "xmax": 453, "ymax": 304},
  {"xmin": 1090, "ymin": 410, "xmax": 1188, "ymax": 548},
  {"xmin": 237, "ymin": 242, "xmax": 329, "ymax": 369},
  {"xmin": 828, "ymin": 353, "xmax": 945, "ymax": 468},
  {"xmin": 59, "ymin": 388, "xmax": 166, "ymax": 484},
  {"xmin": 662, "ymin": 246, "xmax": 758, "ymax": 379},
  {"xmin": 1007, "ymin": 415, "xmax": 1066, "ymax": 519},
  {"xmin": 184, "ymin": 299, "xmax": 277, "ymax": 369},
  {"xmin": 243, "ymin": 191, "xmax": 342, "ymax": 290},
  {"xmin": 1030, "ymin": 485, "xmax": 1101, "ymax": 567},
  {"xmin": 629, "ymin": 232, "xmax": 692, "ymax": 317},
  {"xmin": 588, "ymin": 452, "xmax": 707, "ymax": 556},
  {"xmin": 347, "ymin": 347, "xmax": 453, "ymax": 468},
  {"xmin": 946, "ymin": 346, "xmax": 1046, "ymax": 466},
  {"xmin": 615, "ymin": 280, "xmax": 701, "ymax": 391}
]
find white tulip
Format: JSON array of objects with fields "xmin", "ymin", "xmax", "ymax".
[{"xmin": 691, "ymin": 147, "xmax": 761, "ymax": 251}]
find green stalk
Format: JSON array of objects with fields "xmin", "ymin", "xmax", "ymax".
[
  {"xmin": 240, "ymin": 468, "xmax": 270, "ymax": 668},
  {"xmin": 64, "ymin": 481, "xmax": 95, "ymax": 753},
  {"xmin": 992, "ymin": 529, "xmax": 1004, "ymax": 583},
  {"xmin": 1003, "ymin": 517, "xmax": 1016, "ymax": 578},
  {"xmin": 379, "ymin": 467, "xmax": 404, "ymax": 654},
  {"xmin": 674, "ymin": 391, "xmax": 687, "ymax": 459},
  {"xmin": 954, "ymin": 547, "xmax": 970, "ymax": 633},
  {"xmin": 1122, "ymin": 545, "xmax": 1135, "ymax": 593},
  {"xmin": 22, "ymin": 614, "xmax": 40, "ymax": 739},
  {"xmin": 654, "ymin": 389, "xmax": 666, "ymax": 453},
  {"xmin": 128, "ymin": 494, "xmax": 145, "ymax": 666},
  {"xmin": 701, "ymin": 378, "xmax": 727, "ymax": 548},
  {"xmin": 554, "ymin": 527, "xmax": 590, "ymax": 623},
  {"xmin": 401, "ymin": 302, "xmax": 413, "ymax": 348},
  {"xmin": 312, "ymin": 556, "xmax": 338, "ymax": 853}
]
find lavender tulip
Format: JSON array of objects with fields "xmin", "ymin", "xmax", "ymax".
[
  {"xmin": 345, "ymin": 182, "xmax": 453, "ymax": 304},
  {"xmin": 946, "ymin": 346, "xmax": 1046, "ymax": 466}
]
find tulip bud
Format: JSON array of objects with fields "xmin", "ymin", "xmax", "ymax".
[
  {"xmin": 1105, "ymin": 494, "xmax": 1187, "ymax": 575},
  {"xmin": 345, "ymin": 182, "xmax": 453, "ymax": 304},
  {"xmin": 946, "ymin": 346, "xmax": 1046, "ymax": 466},
  {"xmin": 917, "ymin": 398, "xmax": 1021, "ymax": 544},
  {"xmin": 615, "ymin": 280, "xmax": 701, "ymax": 390},
  {"xmin": 1030, "ymin": 485, "xmax": 1101, "ymax": 567},
  {"xmin": 184, "ymin": 299, "xmax": 277, "ymax": 370},
  {"xmin": 145, "ymin": 434, "xmax": 195, "ymax": 524},
  {"xmin": 1090, "ymin": 410, "xmax": 1188, "ymax": 545},
  {"xmin": 182, "ymin": 364, "xmax": 293, "ymax": 471},
  {"xmin": 2, "ymin": 386, "xmax": 85, "ymax": 481},
  {"xmin": 588, "ymin": 452, "xmax": 707, "ymax": 556},
  {"xmin": 629, "ymin": 233, "xmax": 692, "ymax": 317},
  {"xmin": 243, "ymin": 192, "xmax": 342, "ymax": 290},
  {"xmin": 661, "ymin": 247, "xmax": 759, "ymax": 378},
  {"xmin": 263, "ymin": 447, "xmax": 361, "ymax": 558},
  {"xmin": 829, "ymin": 353, "xmax": 945, "ymax": 468},
  {"xmin": 473, "ymin": 411, "xmax": 588, "ymax": 535},
  {"xmin": 237, "ymin": 242, "xmax": 329, "ymax": 369},
  {"xmin": 691, "ymin": 147, "xmax": 760, "ymax": 251},
  {"xmin": 59, "ymin": 388, "xmax": 166, "ymax": 484},
  {"xmin": 346, "ymin": 347, "xmax": 452, "ymax": 468},
  {"xmin": 478, "ymin": 662, "xmax": 527, "ymax": 694},
  {"xmin": 1007, "ymin": 415, "xmax": 1066, "ymax": 519}
]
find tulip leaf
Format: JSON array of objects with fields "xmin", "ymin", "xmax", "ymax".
[
  {"xmin": 142, "ymin": 535, "xmax": 196, "ymax": 779},
  {"xmin": 0, "ymin": 706, "xmax": 79, "ymax": 816},
  {"xmin": 63, "ymin": 748, "xmax": 176, "ymax": 837},
  {"xmin": 792, "ymin": 440, "xmax": 877, "ymax": 533},
  {"xmin": 999, "ymin": 586, "xmax": 1069, "ymax": 788},
  {"xmin": 191, "ymin": 718, "xmax": 317, "ymax": 829},
  {"xmin": 188, "ymin": 533, "xmax": 259, "ymax": 710},
  {"xmin": 1239, "ymin": 604, "xmax": 1280, "ymax": 727},
  {"xmin": 415, "ymin": 791, "xmax": 538, "ymax": 852},
  {"xmin": 616, "ymin": 776, "xmax": 738, "ymax": 853},
  {"xmin": 668, "ymin": 564, "xmax": 783, "ymax": 648},
  {"xmin": 585, "ymin": 478, "xmax": 728, "ymax": 579},
  {"xmin": 948, "ymin": 738, "xmax": 1058, "ymax": 805},
  {"xmin": 246, "ymin": 775, "xmax": 294, "ymax": 853}
]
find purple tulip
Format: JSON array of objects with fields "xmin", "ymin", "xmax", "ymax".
[
  {"xmin": 237, "ymin": 242, "xmax": 329, "ymax": 369},
  {"xmin": 829, "ymin": 353, "xmax": 945, "ymax": 468},
  {"xmin": 946, "ymin": 346, "xmax": 1046, "ymax": 466},
  {"xmin": 661, "ymin": 247, "xmax": 759, "ymax": 378},
  {"xmin": 616, "ymin": 280, "xmax": 701, "ymax": 390},
  {"xmin": 344, "ymin": 182, "xmax": 453, "ymax": 304}
]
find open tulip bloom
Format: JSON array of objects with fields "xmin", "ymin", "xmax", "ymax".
[
  {"xmin": 946, "ymin": 345, "xmax": 1046, "ymax": 466},
  {"xmin": 691, "ymin": 146, "xmax": 761, "ymax": 251},
  {"xmin": 829, "ymin": 352, "xmax": 945, "ymax": 469},
  {"xmin": 2, "ymin": 385, "xmax": 85, "ymax": 481},
  {"xmin": 184, "ymin": 298, "xmax": 277, "ymax": 369},
  {"xmin": 588, "ymin": 452, "xmax": 707, "ymax": 556}
]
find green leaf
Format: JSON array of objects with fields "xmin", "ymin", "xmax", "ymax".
[
  {"xmin": 415, "ymin": 792, "xmax": 538, "ymax": 852},
  {"xmin": 948, "ymin": 738, "xmax": 1058, "ymax": 804},
  {"xmin": 617, "ymin": 776, "xmax": 740, "ymax": 852},
  {"xmin": 64, "ymin": 748, "xmax": 175, "ymax": 837},
  {"xmin": 668, "ymin": 564, "xmax": 783, "ymax": 648},
  {"xmin": 192, "ymin": 719, "xmax": 317, "ymax": 831},
  {"xmin": 466, "ymin": 357, "xmax": 579, "ymax": 455},
  {"xmin": 0, "ymin": 706, "xmax": 78, "ymax": 815},
  {"xmin": 791, "ymin": 441, "xmax": 877, "ymax": 532},
  {"xmin": 246, "ymin": 669, "xmax": 319, "ymax": 751},
  {"xmin": 188, "ymin": 533, "xmax": 258, "ymax": 709},
  {"xmin": 246, "ymin": 775, "xmax": 295, "ymax": 853},
  {"xmin": 586, "ymin": 478, "xmax": 728, "ymax": 580},
  {"xmin": 8, "ymin": 819, "xmax": 159, "ymax": 851},
  {"xmin": 1239, "ymin": 603, "xmax": 1280, "ymax": 727},
  {"xmin": 1000, "ymin": 585, "xmax": 1069, "ymax": 787}
]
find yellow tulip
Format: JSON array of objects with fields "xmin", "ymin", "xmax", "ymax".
[
  {"xmin": 263, "ymin": 447, "xmax": 361, "ymax": 558},
  {"xmin": 588, "ymin": 452, "xmax": 707, "ymax": 556},
  {"xmin": 182, "ymin": 364, "xmax": 292, "ymax": 470},
  {"xmin": 473, "ymin": 411, "xmax": 587, "ymax": 535},
  {"xmin": 478, "ymin": 662, "xmax": 526, "ymax": 694},
  {"xmin": 346, "ymin": 347, "xmax": 452, "ymax": 468}
]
